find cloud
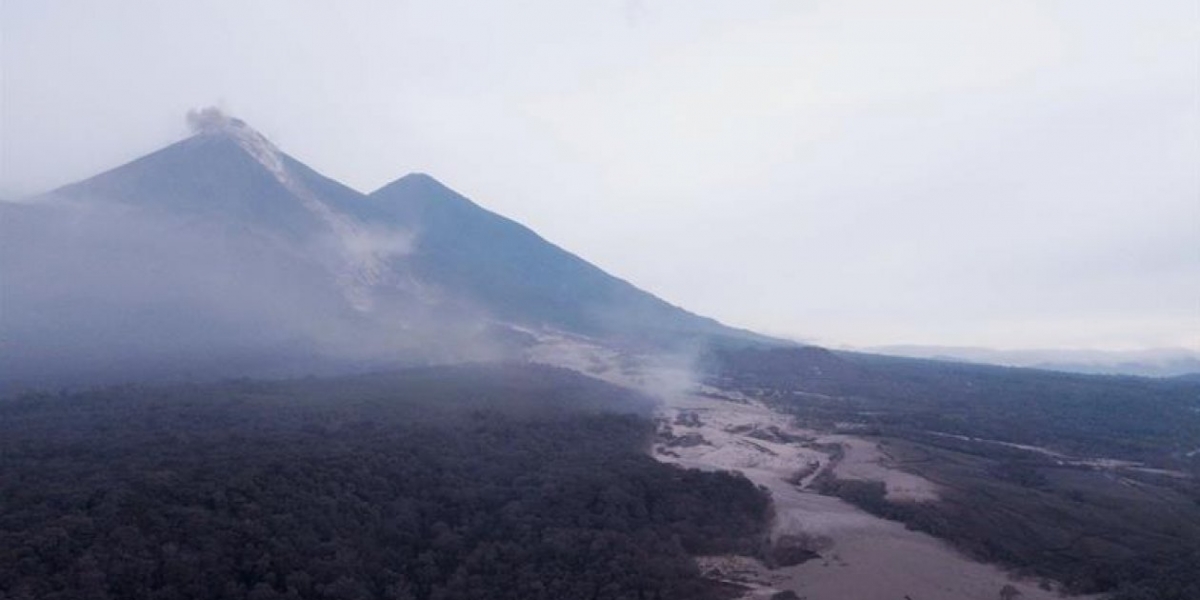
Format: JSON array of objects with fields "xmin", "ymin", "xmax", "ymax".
[{"xmin": 0, "ymin": 196, "xmax": 500, "ymax": 390}]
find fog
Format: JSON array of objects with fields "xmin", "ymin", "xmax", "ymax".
[{"xmin": 0, "ymin": 193, "xmax": 504, "ymax": 389}]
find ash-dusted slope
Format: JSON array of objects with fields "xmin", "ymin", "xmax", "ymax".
[
  {"xmin": 3, "ymin": 114, "xmax": 466, "ymax": 388},
  {"xmin": 48, "ymin": 111, "xmax": 411, "ymax": 312},
  {"xmin": 1, "ymin": 110, "xmax": 775, "ymax": 389},
  {"xmin": 370, "ymin": 173, "xmax": 770, "ymax": 347}
]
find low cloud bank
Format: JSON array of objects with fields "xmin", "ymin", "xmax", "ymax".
[{"xmin": 0, "ymin": 197, "xmax": 506, "ymax": 392}]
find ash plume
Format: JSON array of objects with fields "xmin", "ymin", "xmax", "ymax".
[{"xmin": 186, "ymin": 106, "xmax": 241, "ymax": 134}]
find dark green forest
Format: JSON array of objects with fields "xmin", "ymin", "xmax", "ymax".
[{"xmin": 0, "ymin": 365, "xmax": 771, "ymax": 600}]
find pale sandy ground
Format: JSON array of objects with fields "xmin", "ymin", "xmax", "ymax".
[
  {"xmin": 822, "ymin": 434, "xmax": 941, "ymax": 502},
  {"xmin": 524, "ymin": 337, "xmax": 1077, "ymax": 600},
  {"xmin": 657, "ymin": 392, "xmax": 1066, "ymax": 600}
]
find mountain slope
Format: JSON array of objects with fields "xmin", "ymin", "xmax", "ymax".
[
  {"xmin": 370, "ymin": 173, "xmax": 767, "ymax": 346},
  {"xmin": 52, "ymin": 133, "xmax": 323, "ymax": 236},
  {"xmin": 1, "ymin": 111, "xmax": 775, "ymax": 389}
]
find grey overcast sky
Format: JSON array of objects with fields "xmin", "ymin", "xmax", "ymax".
[{"xmin": 2, "ymin": 0, "xmax": 1197, "ymax": 351}]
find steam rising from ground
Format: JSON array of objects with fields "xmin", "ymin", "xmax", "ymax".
[
  {"xmin": 0, "ymin": 109, "xmax": 516, "ymax": 391},
  {"xmin": 184, "ymin": 107, "xmax": 417, "ymax": 312},
  {"xmin": 0, "ymin": 195, "xmax": 500, "ymax": 391},
  {"xmin": 0, "ymin": 107, "xmax": 705, "ymax": 391}
]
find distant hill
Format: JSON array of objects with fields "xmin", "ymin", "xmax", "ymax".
[{"xmin": 864, "ymin": 344, "xmax": 1200, "ymax": 378}]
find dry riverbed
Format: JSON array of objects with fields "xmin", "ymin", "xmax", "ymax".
[
  {"xmin": 653, "ymin": 390, "xmax": 1066, "ymax": 600},
  {"xmin": 526, "ymin": 337, "xmax": 1076, "ymax": 600}
]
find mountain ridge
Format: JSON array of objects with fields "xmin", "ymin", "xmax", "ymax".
[
  {"xmin": 1, "ymin": 111, "xmax": 776, "ymax": 389},
  {"xmin": 369, "ymin": 172, "xmax": 760, "ymax": 345}
]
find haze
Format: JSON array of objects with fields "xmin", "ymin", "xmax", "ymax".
[{"xmin": 2, "ymin": 0, "xmax": 1197, "ymax": 352}]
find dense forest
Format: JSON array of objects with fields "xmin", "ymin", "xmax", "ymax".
[
  {"xmin": 705, "ymin": 347, "xmax": 1200, "ymax": 599},
  {"xmin": 0, "ymin": 365, "xmax": 772, "ymax": 600}
]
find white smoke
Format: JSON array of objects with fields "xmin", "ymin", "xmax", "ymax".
[
  {"xmin": 182, "ymin": 107, "xmax": 418, "ymax": 312},
  {"xmin": 186, "ymin": 106, "xmax": 241, "ymax": 135}
]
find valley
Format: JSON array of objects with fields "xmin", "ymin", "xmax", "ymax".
[
  {"xmin": 529, "ymin": 338, "xmax": 1200, "ymax": 599},
  {"xmin": 654, "ymin": 390, "xmax": 1062, "ymax": 600},
  {"xmin": 539, "ymin": 347, "xmax": 1062, "ymax": 599}
]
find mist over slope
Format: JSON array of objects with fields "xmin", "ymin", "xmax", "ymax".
[{"xmin": 0, "ymin": 110, "xmax": 771, "ymax": 389}]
